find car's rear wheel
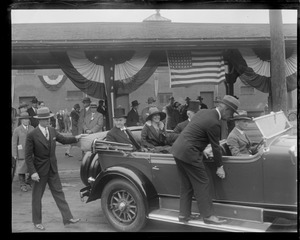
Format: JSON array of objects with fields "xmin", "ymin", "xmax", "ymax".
[{"xmin": 101, "ymin": 179, "xmax": 147, "ymax": 232}]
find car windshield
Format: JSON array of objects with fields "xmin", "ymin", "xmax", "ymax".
[{"xmin": 253, "ymin": 111, "xmax": 292, "ymax": 139}]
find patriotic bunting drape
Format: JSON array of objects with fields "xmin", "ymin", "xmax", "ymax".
[
  {"xmin": 167, "ymin": 50, "xmax": 226, "ymax": 87},
  {"xmin": 38, "ymin": 74, "xmax": 68, "ymax": 91},
  {"xmin": 226, "ymin": 48, "xmax": 297, "ymax": 93},
  {"xmin": 51, "ymin": 50, "xmax": 163, "ymax": 99}
]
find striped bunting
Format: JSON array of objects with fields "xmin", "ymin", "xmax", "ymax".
[{"xmin": 167, "ymin": 50, "xmax": 226, "ymax": 87}]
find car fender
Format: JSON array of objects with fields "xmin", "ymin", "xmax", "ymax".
[{"xmin": 86, "ymin": 164, "xmax": 159, "ymax": 214}]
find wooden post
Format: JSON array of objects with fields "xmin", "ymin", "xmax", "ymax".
[{"xmin": 269, "ymin": 10, "xmax": 287, "ymax": 115}]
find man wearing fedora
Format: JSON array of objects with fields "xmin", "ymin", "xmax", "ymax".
[
  {"xmin": 12, "ymin": 112, "xmax": 35, "ymax": 191},
  {"xmin": 25, "ymin": 107, "xmax": 86, "ymax": 230},
  {"xmin": 171, "ymin": 95, "xmax": 240, "ymax": 225},
  {"xmin": 180, "ymin": 97, "xmax": 191, "ymax": 121},
  {"xmin": 126, "ymin": 100, "xmax": 141, "ymax": 127},
  {"xmin": 173, "ymin": 101, "xmax": 200, "ymax": 134},
  {"xmin": 141, "ymin": 97, "xmax": 157, "ymax": 124},
  {"xmin": 27, "ymin": 97, "xmax": 39, "ymax": 128},
  {"xmin": 106, "ymin": 107, "xmax": 142, "ymax": 151},
  {"xmin": 78, "ymin": 97, "xmax": 92, "ymax": 134},
  {"xmin": 82, "ymin": 102, "xmax": 103, "ymax": 134},
  {"xmin": 197, "ymin": 95, "xmax": 208, "ymax": 109},
  {"xmin": 227, "ymin": 111, "xmax": 257, "ymax": 156}
]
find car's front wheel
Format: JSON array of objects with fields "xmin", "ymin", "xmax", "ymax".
[{"xmin": 101, "ymin": 179, "xmax": 147, "ymax": 232}]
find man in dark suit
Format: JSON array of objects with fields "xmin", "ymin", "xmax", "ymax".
[
  {"xmin": 25, "ymin": 107, "xmax": 86, "ymax": 231},
  {"xmin": 171, "ymin": 95, "xmax": 240, "ymax": 225},
  {"xmin": 126, "ymin": 100, "xmax": 141, "ymax": 127},
  {"xmin": 78, "ymin": 97, "xmax": 92, "ymax": 134},
  {"xmin": 27, "ymin": 97, "xmax": 39, "ymax": 128},
  {"xmin": 197, "ymin": 95, "xmax": 208, "ymax": 109},
  {"xmin": 173, "ymin": 100, "xmax": 200, "ymax": 134},
  {"xmin": 106, "ymin": 108, "xmax": 143, "ymax": 151}
]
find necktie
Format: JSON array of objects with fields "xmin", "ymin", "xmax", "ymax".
[{"xmin": 45, "ymin": 128, "xmax": 49, "ymax": 140}]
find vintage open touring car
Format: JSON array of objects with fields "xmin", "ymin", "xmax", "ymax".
[{"xmin": 79, "ymin": 111, "xmax": 297, "ymax": 232}]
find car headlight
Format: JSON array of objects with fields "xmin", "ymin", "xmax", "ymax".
[{"xmin": 288, "ymin": 145, "xmax": 297, "ymax": 165}]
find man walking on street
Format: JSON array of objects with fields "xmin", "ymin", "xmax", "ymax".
[
  {"xmin": 25, "ymin": 107, "xmax": 86, "ymax": 231},
  {"xmin": 171, "ymin": 95, "xmax": 240, "ymax": 225}
]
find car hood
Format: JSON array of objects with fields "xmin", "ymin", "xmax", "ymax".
[{"xmin": 268, "ymin": 134, "xmax": 297, "ymax": 155}]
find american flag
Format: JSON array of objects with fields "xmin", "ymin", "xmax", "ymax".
[{"xmin": 167, "ymin": 50, "xmax": 226, "ymax": 87}]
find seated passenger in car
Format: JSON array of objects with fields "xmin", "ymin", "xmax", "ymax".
[
  {"xmin": 226, "ymin": 111, "xmax": 256, "ymax": 156},
  {"xmin": 106, "ymin": 107, "xmax": 145, "ymax": 152},
  {"xmin": 141, "ymin": 107, "xmax": 176, "ymax": 152}
]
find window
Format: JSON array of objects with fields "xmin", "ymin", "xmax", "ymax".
[
  {"xmin": 66, "ymin": 90, "xmax": 84, "ymax": 100},
  {"xmin": 240, "ymin": 86, "xmax": 255, "ymax": 95},
  {"xmin": 158, "ymin": 93, "xmax": 173, "ymax": 106}
]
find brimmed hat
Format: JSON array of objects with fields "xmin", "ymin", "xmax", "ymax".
[
  {"xmin": 113, "ymin": 108, "xmax": 127, "ymax": 119},
  {"xmin": 73, "ymin": 103, "xmax": 80, "ymax": 109},
  {"xmin": 215, "ymin": 95, "xmax": 240, "ymax": 114},
  {"xmin": 197, "ymin": 96, "xmax": 204, "ymax": 101},
  {"xmin": 31, "ymin": 97, "xmax": 38, "ymax": 103},
  {"xmin": 82, "ymin": 97, "xmax": 91, "ymax": 103},
  {"xmin": 33, "ymin": 107, "xmax": 54, "ymax": 119},
  {"xmin": 90, "ymin": 102, "xmax": 98, "ymax": 108},
  {"xmin": 18, "ymin": 102, "xmax": 28, "ymax": 109},
  {"xmin": 169, "ymin": 96, "xmax": 174, "ymax": 100},
  {"xmin": 185, "ymin": 97, "xmax": 191, "ymax": 101},
  {"xmin": 18, "ymin": 112, "xmax": 30, "ymax": 119},
  {"xmin": 146, "ymin": 107, "xmax": 166, "ymax": 122},
  {"xmin": 131, "ymin": 100, "xmax": 140, "ymax": 107},
  {"xmin": 187, "ymin": 101, "xmax": 200, "ymax": 113},
  {"xmin": 147, "ymin": 97, "xmax": 156, "ymax": 104},
  {"xmin": 231, "ymin": 110, "xmax": 252, "ymax": 121}
]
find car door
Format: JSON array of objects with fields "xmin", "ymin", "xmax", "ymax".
[
  {"xmin": 204, "ymin": 154, "xmax": 264, "ymax": 204},
  {"xmin": 150, "ymin": 153, "xmax": 180, "ymax": 196}
]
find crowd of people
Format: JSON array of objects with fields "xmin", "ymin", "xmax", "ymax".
[{"xmin": 12, "ymin": 93, "xmax": 259, "ymax": 230}]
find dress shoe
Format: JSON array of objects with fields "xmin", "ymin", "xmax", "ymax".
[
  {"xmin": 179, "ymin": 214, "xmax": 201, "ymax": 223},
  {"xmin": 64, "ymin": 218, "xmax": 81, "ymax": 225},
  {"xmin": 33, "ymin": 223, "xmax": 45, "ymax": 231},
  {"xmin": 65, "ymin": 153, "xmax": 73, "ymax": 157},
  {"xmin": 203, "ymin": 215, "xmax": 227, "ymax": 225}
]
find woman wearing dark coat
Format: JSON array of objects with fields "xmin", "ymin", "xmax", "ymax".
[{"xmin": 141, "ymin": 107, "xmax": 176, "ymax": 152}]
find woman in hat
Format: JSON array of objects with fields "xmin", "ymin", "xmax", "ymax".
[
  {"xmin": 126, "ymin": 100, "xmax": 141, "ymax": 127},
  {"xmin": 141, "ymin": 107, "xmax": 175, "ymax": 151},
  {"xmin": 12, "ymin": 112, "xmax": 35, "ymax": 191}
]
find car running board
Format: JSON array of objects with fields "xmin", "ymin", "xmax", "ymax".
[{"xmin": 148, "ymin": 209, "xmax": 272, "ymax": 232}]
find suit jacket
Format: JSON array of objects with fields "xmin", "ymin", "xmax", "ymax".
[
  {"xmin": 83, "ymin": 112, "xmax": 103, "ymax": 133},
  {"xmin": 126, "ymin": 108, "xmax": 140, "ymax": 127},
  {"xmin": 173, "ymin": 120, "xmax": 189, "ymax": 134},
  {"xmin": 226, "ymin": 127, "xmax": 252, "ymax": 156},
  {"xmin": 78, "ymin": 107, "xmax": 92, "ymax": 134},
  {"xmin": 106, "ymin": 127, "xmax": 135, "ymax": 146},
  {"xmin": 171, "ymin": 109, "xmax": 223, "ymax": 167},
  {"xmin": 27, "ymin": 107, "xmax": 39, "ymax": 128},
  {"xmin": 25, "ymin": 127, "xmax": 77, "ymax": 176},
  {"xmin": 12, "ymin": 124, "xmax": 34, "ymax": 159}
]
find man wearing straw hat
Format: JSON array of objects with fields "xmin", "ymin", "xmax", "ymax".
[
  {"xmin": 171, "ymin": 95, "xmax": 240, "ymax": 225},
  {"xmin": 25, "ymin": 107, "xmax": 86, "ymax": 231},
  {"xmin": 12, "ymin": 112, "xmax": 34, "ymax": 191},
  {"xmin": 226, "ymin": 111, "xmax": 256, "ymax": 156}
]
